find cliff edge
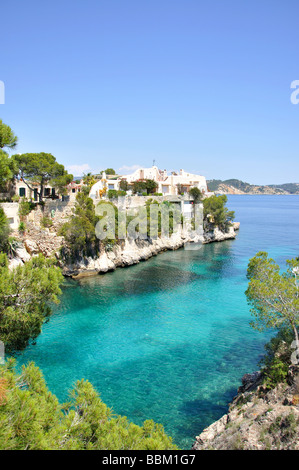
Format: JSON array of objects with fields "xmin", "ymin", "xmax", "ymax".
[{"xmin": 192, "ymin": 365, "xmax": 299, "ymax": 450}]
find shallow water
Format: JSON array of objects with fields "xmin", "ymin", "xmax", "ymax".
[{"xmin": 17, "ymin": 195, "xmax": 299, "ymax": 448}]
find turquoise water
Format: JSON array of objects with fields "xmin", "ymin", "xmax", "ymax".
[{"xmin": 17, "ymin": 195, "xmax": 299, "ymax": 449}]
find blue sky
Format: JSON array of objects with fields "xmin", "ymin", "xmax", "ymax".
[{"xmin": 1, "ymin": 0, "xmax": 299, "ymax": 184}]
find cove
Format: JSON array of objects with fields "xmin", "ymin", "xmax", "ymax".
[{"xmin": 17, "ymin": 195, "xmax": 299, "ymax": 449}]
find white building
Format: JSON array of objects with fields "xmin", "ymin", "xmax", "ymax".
[
  {"xmin": 1, "ymin": 203, "xmax": 19, "ymax": 230},
  {"xmin": 120, "ymin": 166, "xmax": 207, "ymax": 195},
  {"xmin": 89, "ymin": 173, "xmax": 109, "ymax": 199},
  {"xmin": 14, "ymin": 180, "xmax": 58, "ymax": 200},
  {"xmin": 89, "ymin": 166, "xmax": 208, "ymax": 199}
]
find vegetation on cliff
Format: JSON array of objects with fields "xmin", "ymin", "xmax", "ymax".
[
  {"xmin": 203, "ymin": 194, "xmax": 235, "ymax": 231},
  {"xmin": 246, "ymin": 252, "xmax": 299, "ymax": 346},
  {"xmin": 0, "ymin": 253, "xmax": 64, "ymax": 353},
  {"xmin": 59, "ymin": 190, "xmax": 100, "ymax": 258}
]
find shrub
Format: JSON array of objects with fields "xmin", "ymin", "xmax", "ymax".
[
  {"xmin": 59, "ymin": 192, "xmax": 100, "ymax": 258},
  {"xmin": 0, "ymin": 360, "xmax": 178, "ymax": 450},
  {"xmin": 40, "ymin": 216, "xmax": 53, "ymax": 228},
  {"xmin": 18, "ymin": 198, "xmax": 36, "ymax": 218},
  {"xmin": 203, "ymin": 194, "xmax": 235, "ymax": 230},
  {"xmin": 259, "ymin": 329, "xmax": 293, "ymax": 389},
  {"xmin": 0, "ymin": 206, "xmax": 10, "ymax": 252},
  {"xmin": 119, "ymin": 179, "xmax": 129, "ymax": 191},
  {"xmin": 107, "ymin": 189, "xmax": 118, "ymax": 199},
  {"xmin": 189, "ymin": 187, "xmax": 203, "ymax": 203},
  {"xmin": 132, "ymin": 179, "xmax": 158, "ymax": 195},
  {"xmin": 18, "ymin": 222, "xmax": 26, "ymax": 233},
  {"xmin": 0, "ymin": 254, "xmax": 63, "ymax": 352}
]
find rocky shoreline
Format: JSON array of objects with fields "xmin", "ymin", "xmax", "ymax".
[
  {"xmin": 9, "ymin": 222, "xmax": 239, "ymax": 278},
  {"xmin": 62, "ymin": 225, "xmax": 239, "ymax": 278},
  {"xmin": 192, "ymin": 364, "xmax": 299, "ymax": 450}
]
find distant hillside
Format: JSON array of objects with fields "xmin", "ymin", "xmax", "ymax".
[{"xmin": 207, "ymin": 179, "xmax": 299, "ymax": 195}]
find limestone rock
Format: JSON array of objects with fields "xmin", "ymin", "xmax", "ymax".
[{"xmin": 192, "ymin": 367, "xmax": 299, "ymax": 450}]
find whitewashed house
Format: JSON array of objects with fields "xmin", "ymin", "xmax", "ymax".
[{"xmin": 89, "ymin": 166, "xmax": 208, "ymax": 199}]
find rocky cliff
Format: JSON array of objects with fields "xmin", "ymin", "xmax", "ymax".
[
  {"xmin": 62, "ymin": 225, "xmax": 238, "ymax": 278},
  {"xmin": 192, "ymin": 364, "xmax": 299, "ymax": 450},
  {"xmin": 9, "ymin": 222, "xmax": 239, "ymax": 277}
]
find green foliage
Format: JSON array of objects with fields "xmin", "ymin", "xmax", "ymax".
[
  {"xmin": 0, "ymin": 207, "xmax": 10, "ymax": 252},
  {"xmin": 0, "ymin": 254, "xmax": 64, "ymax": 353},
  {"xmin": 0, "ymin": 151, "xmax": 13, "ymax": 188},
  {"xmin": 82, "ymin": 172, "xmax": 97, "ymax": 189},
  {"xmin": 96, "ymin": 200, "xmax": 119, "ymax": 246},
  {"xmin": 18, "ymin": 198, "xmax": 36, "ymax": 218},
  {"xmin": 40, "ymin": 216, "xmax": 53, "ymax": 228},
  {"xmin": 203, "ymin": 194, "xmax": 235, "ymax": 230},
  {"xmin": 107, "ymin": 189, "xmax": 127, "ymax": 199},
  {"xmin": 12, "ymin": 153, "xmax": 71, "ymax": 202},
  {"xmin": 132, "ymin": 179, "xmax": 158, "ymax": 195},
  {"xmin": 107, "ymin": 189, "xmax": 118, "ymax": 199},
  {"xmin": 6, "ymin": 237, "xmax": 21, "ymax": 258},
  {"xmin": 189, "ymin": 187, "xmax": 203, "ymax": 203},
  {"xmin": 0, "ymin": 120, "xmax": 18, "ymax": 188},
  {"xmin": 105, "ymin": 168, "xmax": 116, "ymax": 175},
  {"xmin": 0, "ymin": 252, "xmax": 8, "ymax": 268},
  {"xmin": 0, "ymin": 119, "xmax": 18, "ymax": 151},
  {"xmin": 263, "ymin": 357, "xmax": 289, "ymax": 389},
  {"xmin": 59, "ymin": 192, "xmax": 99, "ymax": 258},
  {"xmin": 119, "ymin": 179, "xmax": 129, "ymax": 191},
  {"xmin": 246, "ymin": 252, "xmax": 299, "ymax": 345},
  {"xmin": 258, "ymin": 329, "xmax": 293, "ymax": 389},
  {"xmin": 0, "ymin": 360, "xmax": 177, "ymax": 450},
  {"xmin": 51, "ymin": 171, "xmax": 73, "ymax": 196},
  {"xmin": 18, "ymin": 222, "xmax": 26, "ymax": 233},
  {"xmin": 144, "ymin": 199, "xmax": 181, "ymax": 239}
]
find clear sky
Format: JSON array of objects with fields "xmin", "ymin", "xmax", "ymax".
[{"xmin": 1, "ymin": 0, "xmax": 299, "ymax": 184}]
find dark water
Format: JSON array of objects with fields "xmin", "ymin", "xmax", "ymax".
[{"xmin": 17, "ymin": 195, "xmax": 299, "ymax": 448}]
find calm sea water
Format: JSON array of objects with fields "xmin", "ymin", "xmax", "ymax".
[{"xmin": 17, "ymin": 195, "xmax": 299, "ymax": 449}]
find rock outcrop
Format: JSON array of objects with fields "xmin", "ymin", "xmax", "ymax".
[
  {"xmin": 62, "ymin": 230, "xmax": 204, "ymax": 278},
  {"xmin": 192, "ymin": 366, "xmax": 299, "ymax": 450},
  {"xmin": 61, "ymin": 225, "xmax": 239, "ymax": 278},
  {"xmin": 8, "ymin": 222, "xmax": 239, "ymax": 277}
]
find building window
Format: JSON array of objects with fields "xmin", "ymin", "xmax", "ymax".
[
  {"xmin": 8, "ymin": 217, "xmax": 14, "ymax": 225},
  {"xmin": 19, "ymin": 187, "xmax": 26, "ymax": 197}
]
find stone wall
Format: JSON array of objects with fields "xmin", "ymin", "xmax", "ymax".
[{"xmin": 26, "ymin": 200, "xmax": 75, "ymax": 230}]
